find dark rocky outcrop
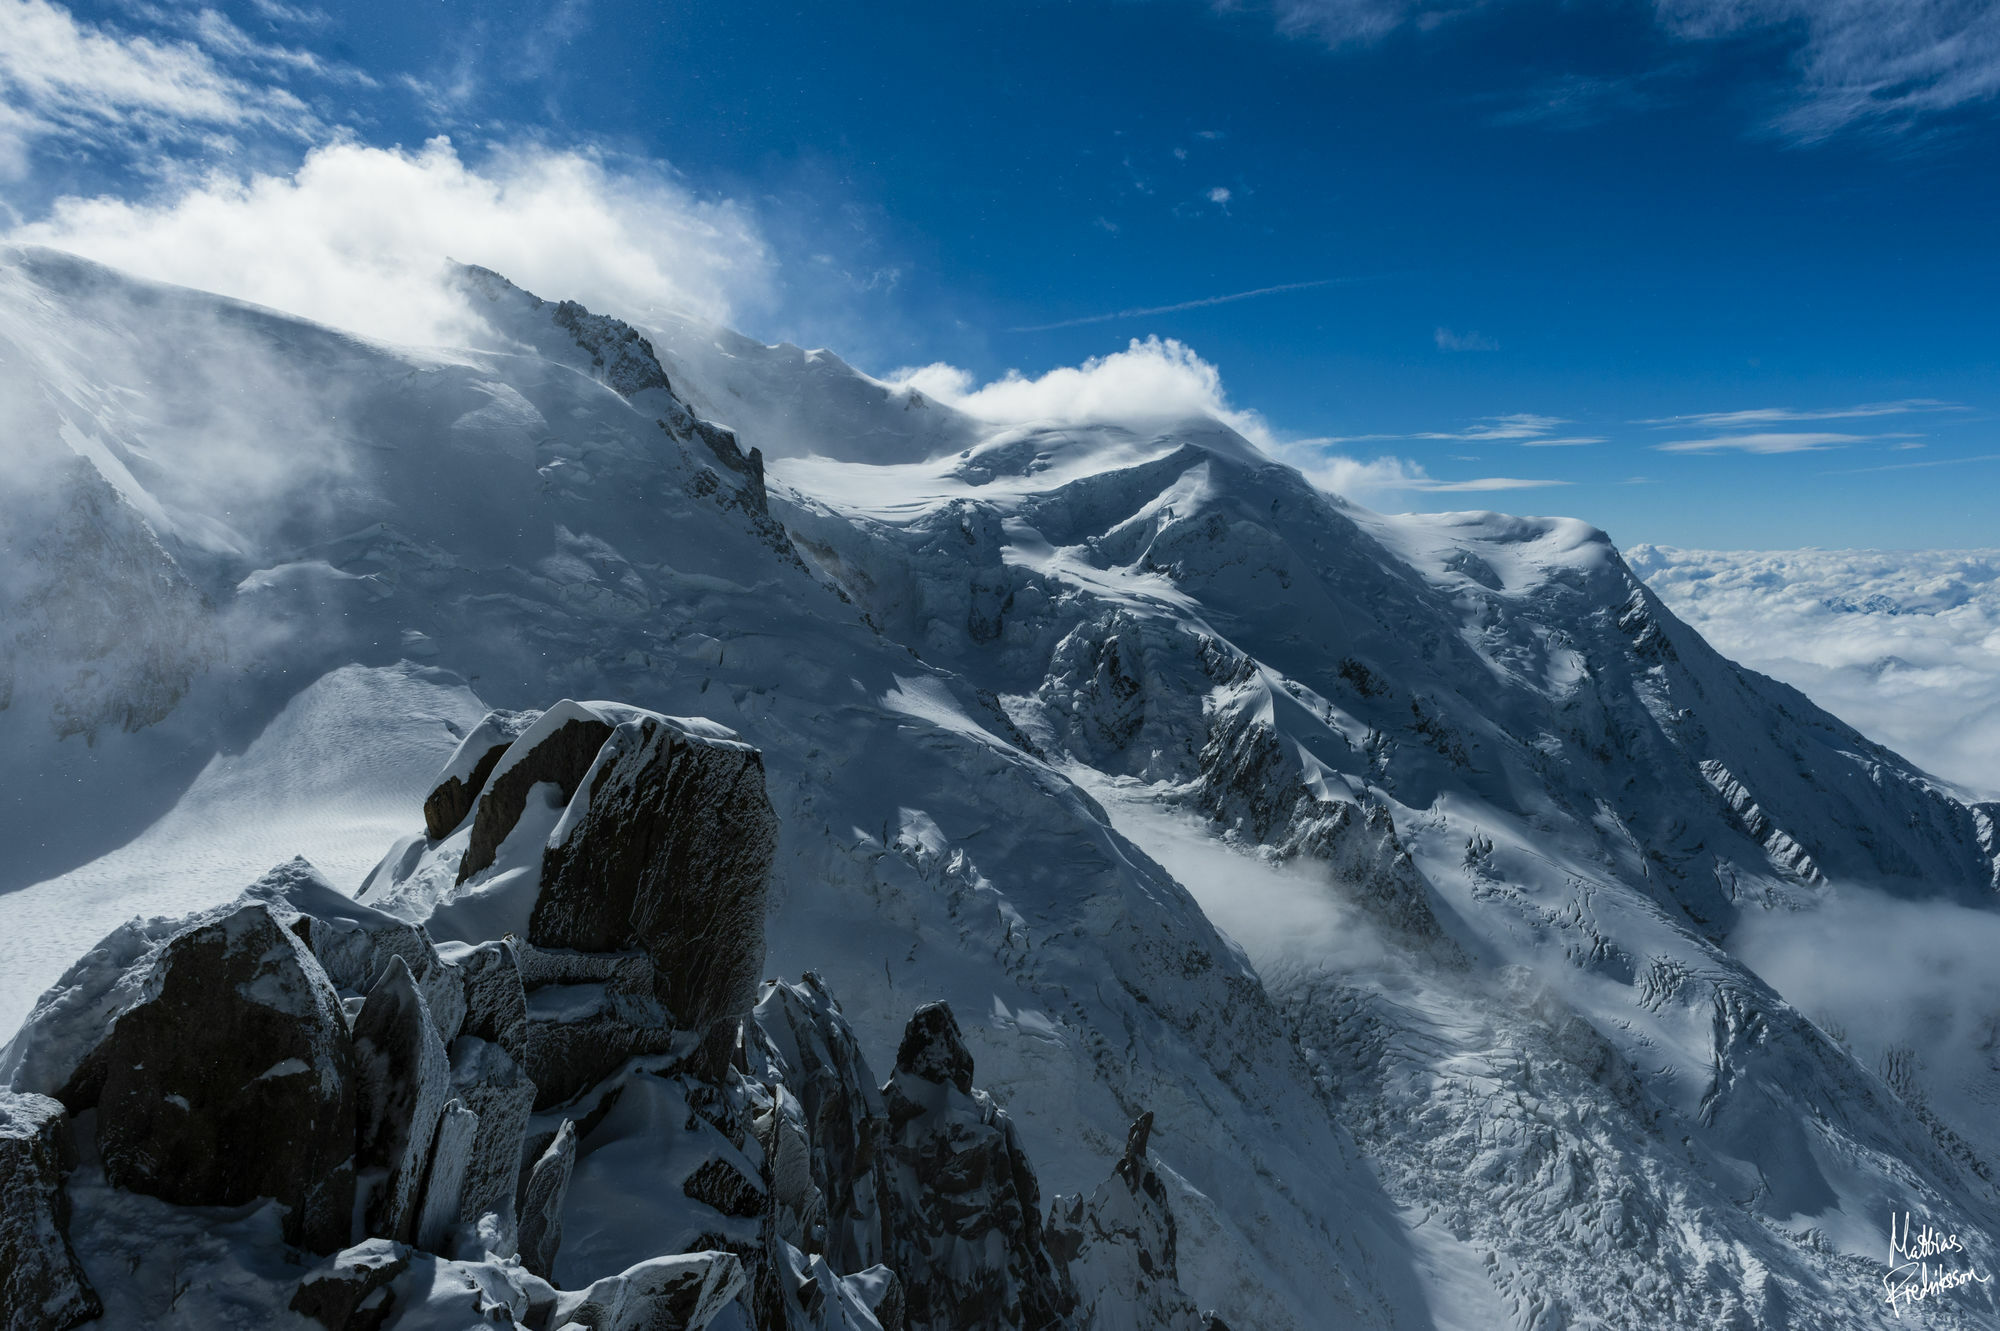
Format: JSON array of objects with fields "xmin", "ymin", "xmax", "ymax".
[
  {"xmin": 423, "ymin": 709, "xmax": 541, "ymax": 839},
  {"xmin": 290, "ymin": 1238, "xmax": 410, "ymax": 1331},
  {"xmin": 459, "ymin": 708, "xmax": 616, "ymax": 883},
  {"xmin": 0, "ymin": 1092, "xmax": 98, "ymax": 1331},
  {"xmin": 0, "ymin": 697, "xmax": 1207, "ymax": 1331},
  {"xmin": 879, "ymin": 1002, "xmax": 1074, "ymax": 1331},
  {"xmin": 752, "ymin": 976, "xmax": 893, "ymax": 1276},
  {"xmin": 351, "ymin": 955, "xmax": 452, "ymax": 1243},
  {"xmin": 94, "ymin": 902, "xmax": 357, "ymax": 1253},
  {"xmin": 531, "ymin": 712, "xmax": 777, "ymax": 1073},
  {"xmin": 447, "ymin": 1035, "xmax": 535, "ymax": 1236}
]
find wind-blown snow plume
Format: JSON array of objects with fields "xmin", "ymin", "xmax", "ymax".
[{"xmin": 7, "ymin": 137, "xmax": 770, "ymax": 347}]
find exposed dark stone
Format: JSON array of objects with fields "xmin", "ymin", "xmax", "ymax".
[
  {"xmin": 518, "ymin": 1118, "xmax": 577, "ymax": 1280},
  {"xmin": 752, "ymin": 976, "xmax": 896, "ymax": 1276},
  {"xmin": 893, "ymin": 1003, "xmax": 974, "ymax": 1096},
  {"xmin": 447, "ymin": 1036, "xmax": 535, "ymax": 1234},
  {"xmin": 413, "ymin": 1097, "xmax": 479, "ymax": 1253},
  {"xmin": 531, "ymin": 715, "xmax": 777, "ymax": 1075},
  {"xmin": 0, "ymin": 1091, "xmax": 99, "ymax": 1331},
  {"xmin": 682, "ymin": 1154, "xmax": 765, "ymax": 1221},
  {"xmin": 249, "ymin": 858, "xmax": 466, "ymax": 1038},
  {"xmin": 94, "ymin": 902, "xmax": 356, "ymax": 1253},
  {"xmin": 550, "ymin": 1251, "xmax": 745, "ymax": 1331},
  {"xmin": 289, "ymin": 1238, "xmax": 410, "ymax": 1331},
  {"xmin": 351, "ymin": 956, "xmax": 452, "ymax": 1243},
  {"xmin": 521, "ymin": 956, "xmax": 680, "ymax": 1110},
  {"xmin": 451, "ymin": 938, "xmax": 529, "ymax": 1068},
  {"xmin": 422, "ymin": 710, "xmax": 541, "ymax": 841},
  {"xmin": 458, "ymin": 715, "xmax": 614, "ymax": 884},
  {"xmin": 880, "ymin": 1002, "xmax": 1074, "ymax": 1331}
]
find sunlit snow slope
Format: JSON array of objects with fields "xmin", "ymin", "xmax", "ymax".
[{"xmin": 4, "ymin": 245, "xmax": 1999, "ymax": 1329}]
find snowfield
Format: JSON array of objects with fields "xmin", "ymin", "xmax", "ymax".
[{"xmin": 3, "ymin": 245, "xmax": 1999, "ymax": 1329}]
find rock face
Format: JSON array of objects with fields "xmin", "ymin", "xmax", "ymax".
[
  {"xmin": 878, "ymin": 1003, "xmax": 1075, "ymax": 1331},
  {"xmin": 351, "ymin": 955, "xmax": 453, "ymax": 1243},
  {"xmin": 532, "ymin": 711, "xmax": 778, "ymax": 1072},
  {"xmin": 459, "ymin": 708, "xmax": 617, "ymax": 883},
  {"xmin": 519, "ymin": 1117, "xmax": 578, "ymax": 1280},
  {"xmin": 752, "ymin": 976, "xmax": 893, "ymax": 1276},
  {"xmin": 93, "ymin": 902, "xmax": 357, "ymax": 1253},
  {"xmin": 424, "ymin": 709, "xmax": 543, "ymax": 840},
  {"xmin": 1047, "ymin": 1113, "xmax": 1211, "ymax": 1331},
  {"xmin": 0, "ymin": 1092, "xmax": 98, "ymax": 1331}
]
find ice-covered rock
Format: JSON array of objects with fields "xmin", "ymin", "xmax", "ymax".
[
  {"xmin": 93, "ymin": 901, "xmax": 357, "ymax": 1253},
  {"xmin": 519, "ymin": 1117, "xmax": 577, "ymax": 1280},
  {"xmin": 0, "ymin": 1091, "xmax": 98, "ymax": 1331},
  {"xmin": 878, "ymin": 1003, "xmax": 1074, "ymax": 1331}
]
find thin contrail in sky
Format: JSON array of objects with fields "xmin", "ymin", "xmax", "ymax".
[{"xmin": 1008, "ymin": 276, "xmax": 1371, "ymax": 333}]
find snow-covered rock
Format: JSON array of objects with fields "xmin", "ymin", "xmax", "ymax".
[
  {"xmin": 1047, "ymin": 1113, "xmax": 1210, "ymax": 1331},
  {"xmin": 93, "ymin": 902, "xmax": 358, "ymax": 1253},
  {"xmin": 879, "ymin": 1003, "xmax": 1074, "ymax": 1331},
  {"xmin": 0, "ymin": 1091, "xmax": 98, "ymax": 1331}
]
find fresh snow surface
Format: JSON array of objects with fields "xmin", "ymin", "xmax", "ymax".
[{"xmin": 4, "ymin": 245, "xmax": 2000, "ymax": 1329}]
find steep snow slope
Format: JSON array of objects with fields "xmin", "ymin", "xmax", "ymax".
[{"xmin": 0, "ymin": 248, "xmax": 1422, "ymax": 1330}]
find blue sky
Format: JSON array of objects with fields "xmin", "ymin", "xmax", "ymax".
[{"xmin": 4, "ymin": 0, "xmax": 1998, "ymax": 547}]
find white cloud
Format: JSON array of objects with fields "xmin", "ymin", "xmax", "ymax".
[
  {"xmin": 0, "ymin": 0, "xmax": 317, "ymax": 173},
  {"xmin": 1654, "ymin": 431, "xmax": 1868, "ymax": 454},
  {"xmin": 1638, "ymin": 399, "xmax": 1958, "ymax": 427},
  {"xmin": 892, "ymin": 336, "xmax": 1276, "ymax": 441},
  {"xmin": 1206, "ymin": 186, "xmax": 1231, "ymax": 204},
  {"xmin": 1631, "ymin": 544, "xmax": 2000, "ymax": 797},
  {"xmin": 1655, "ymin": 0, "xmax": 2000, "ymax": 136},
  {"xmin": 1258, "ymin": 0, "xmax": 2000, "ymax": 135},
  {"xmin": 8, "ymin": 136, "xmax": 771, "ymax": 347},
  {"xmin": 1434, "ymin": 326, "xmax": 1497, "ymax": 352}
]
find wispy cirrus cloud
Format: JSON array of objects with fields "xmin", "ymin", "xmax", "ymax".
[
  {"xmin": 1325, "ymin": 412, "xmax": 1602, "ymax": 445},
  {"xmin": 1639, "ymin": 399, "xmax": 1960, "ymax": 428},
  {"xmin": 0, "ymin": 0, "xmax": 323, "ymax": 175},
  {"xmin": 1654, "ymin": 431, "xmax": 1874, "ymax": 454},
  {"xmin": 1248, "ymin": 0, "xmax": 2000, "ymax": 138}
]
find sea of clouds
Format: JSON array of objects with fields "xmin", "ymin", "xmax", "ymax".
[{"xmin": 1630, "ymin": 545, "xmax": 2000, "ymax": 799}]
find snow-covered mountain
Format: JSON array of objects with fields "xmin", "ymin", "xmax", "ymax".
[{"xmin": 3, "ymin": 244, "xmax": 1998, "ymax": 1329}]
